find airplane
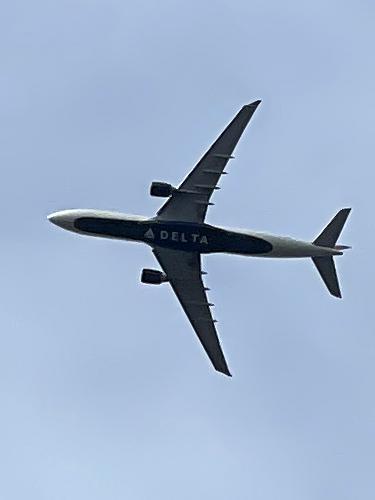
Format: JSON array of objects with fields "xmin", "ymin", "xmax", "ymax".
[{"xmin": 48, "ymin": 100, "xmax": 351, "ymax": 376}]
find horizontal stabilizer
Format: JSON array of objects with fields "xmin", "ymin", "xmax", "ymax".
[
  {"xmin": 314, "ymin": 208, "xmax": 351, "ymax": 248},
  {"xmin": 312, "ymin": 256, "xmax": 341, "ymax": 298}
]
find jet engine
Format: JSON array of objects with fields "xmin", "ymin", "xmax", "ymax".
[
  {"xmin": 141, "ymin": 268, "xmax": 168, "ymax": 285},
  {"xmin": 150, "ymin": 181, "xmax": 174, "ymax": 197}
]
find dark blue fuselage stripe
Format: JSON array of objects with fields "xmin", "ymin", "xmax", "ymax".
[{"xmin": 74, "ymin": 218, "xmax": 273, "ymax": 255}]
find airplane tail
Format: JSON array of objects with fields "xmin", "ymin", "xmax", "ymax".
[{"xmin": 312, "ymin": 208, "xmax": 351, "ymax": 298}]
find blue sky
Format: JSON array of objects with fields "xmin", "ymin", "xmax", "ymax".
[{"xmin": 1, "ymin": 1, "xmax": 374, "ymax": 498}]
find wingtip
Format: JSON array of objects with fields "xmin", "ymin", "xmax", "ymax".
[
  {"xmin": 218, "ymin": 367, "xmax": 232, "ymax": 377},
  {"xmin": 248, "ymin": 99, "xmax": 262, "ymax": 107},
  {"xmin": 242, "ymin": 100, "xmax": 261, "ymax": 112}
]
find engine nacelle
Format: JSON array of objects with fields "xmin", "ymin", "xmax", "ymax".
[
  {"xmin": 150, "ymin": 181, "xmax": 174, "ymax": 197},
  {"xmin": 141, "ymin": 268, "xmax": 168, "ymax": 285}
]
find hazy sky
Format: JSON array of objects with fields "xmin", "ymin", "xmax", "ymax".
[{"xmin": 1, "ymin": 1, "xmax": 374, "ymax": 499}]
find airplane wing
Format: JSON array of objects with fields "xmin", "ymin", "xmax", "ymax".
[
  {"xmin": 156, "ymin": 100, "xmax": 261, "ymax": 223},
  {"xmin": 152, "ymin": 246, "xmax": 231, "ymax": 376}
]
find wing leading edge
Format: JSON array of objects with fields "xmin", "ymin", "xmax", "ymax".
[
  {"xmin": 152, "ymin": 247, "xmax": 231, "ymax": 376},
  {"xmin": 157, "ymin": 100, "xmax": 261, "ymax": 223}
]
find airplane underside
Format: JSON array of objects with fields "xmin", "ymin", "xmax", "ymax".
[
  {"xmin": 48, "ymin": 100, "xmax": 351, "ymax": 376},
  {"xmin": 73, "ymin": 216, "xmax": 273, "ymax": 255},
  {"xmin": 54, "ymin": 212, "xmax": 342, "ymax": 259}
]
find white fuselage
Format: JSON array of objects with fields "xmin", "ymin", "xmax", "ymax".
[{"xmin": 48, "ymin": 209, "xmax": 341, "ymax": 258}]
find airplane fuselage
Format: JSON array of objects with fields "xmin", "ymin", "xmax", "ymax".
[{"xmin": 48, "ymin": 209, "xmax": 341, "ymax": 258}]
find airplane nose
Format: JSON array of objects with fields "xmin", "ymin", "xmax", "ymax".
[{"xmin": 48, "ymin": 210, "xmax": 76, "ymax": 231}]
